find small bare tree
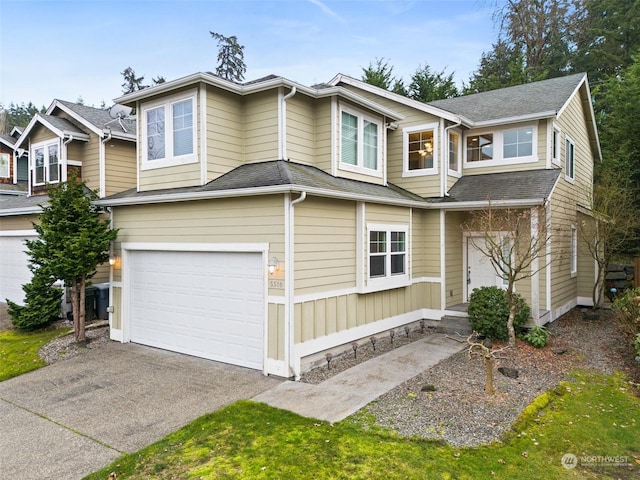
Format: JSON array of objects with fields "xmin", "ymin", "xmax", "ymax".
[
  {"xmin": 464, "ymin": 204, "xmax": 553, "ymax": 348},
  {"xmin": 579, "ymin": 169, "xmax": 638, "ymax": 309}
]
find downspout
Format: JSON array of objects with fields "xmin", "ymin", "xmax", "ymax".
[
  {"xmin": 62, "ymin": 135, "xmax": 74, "ymax": 183},
  {"xmin": 287, "ymin": 190, "xmax": 306, "ymax": 379},
  {"xmin": 441, "ymin": 119, "xmax": 461, "ymax": 197},
  {"xmin": 281, "ymin": 86, "xmax": 297, "ymax": 160},
  {"xmin": 100, "ymin": 129, "xmax": 112, "ymax": 198}
]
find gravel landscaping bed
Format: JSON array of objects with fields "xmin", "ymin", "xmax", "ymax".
[
  {"xmin": 37, "ymin": 320, "xmax": 110, "ymax": 365},
  {"xmin": 305, "ymin": 308, "xmax": 640, "ymax": 447}
]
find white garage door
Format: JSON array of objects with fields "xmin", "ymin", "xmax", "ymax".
[
  {"xmin": 0, "ymin": 235, "xmax": 36, "ymax": 305},
  {"xmin": 129, "ymin": 250, "xmax": 265, "ymax": 370}
]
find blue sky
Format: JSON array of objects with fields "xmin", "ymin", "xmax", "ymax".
[{"xmin": 0, "ymin": 0, "xmax": 501, "ymax": 109}]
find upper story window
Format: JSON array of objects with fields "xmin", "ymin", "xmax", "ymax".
[
  {"xmin": 565, "ymin": 136, "xmax": 575, "ymax": 183},
  {"xmin": 402, "ymin": 123, "xmax": 438, "ymax": 176},
  {"xmin": 464, "ymin": 123, "xmax": 537, "ymax": 169},
  {"xmin": 0, "ymin": 153, "xmax": 9, "ymax": 178},
  {"xmin": 552, "ymin": 125, "xmax": 561, "ymax": 166},
  {"xmin": 141, "ymin": 90, "xmax": 197, "ymax": 170},
  {"xmin": 32, "ymin": 141, "xmax": 60, "ymax": 186},
  {"xmin": 339, "ymin": 104, "xmax": 382, "ymax": 177},
  {"xmin": 448, "ymin": 130, "xmax": 461, "ymax": 175}
]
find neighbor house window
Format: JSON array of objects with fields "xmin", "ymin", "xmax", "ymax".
[
  {"xmin": 403, "ymin": 123, "xmax": 438, "ymax": 176},
  {"xmin": 552, "ymin": 126, "xmax": 561, "ymax": 165},
  {"xmin": 565, "ymin": 136, "xmax": 575, "ymax": 182},
  {"xmin": 448, "ymin": 131, "xmax": 460, "ymax": 173},
  {"xmin": 466, "ymin": 133, "xmax": 494, "ymax": 162},
  {"xmin": 339, "ymin": 105, "xmax": 382, "ymax": 174},
  {"xmin": 367, "ymin": 224, "xmax": 409, "ymax": 288},
  {"xmin": 570, "ymin": 225, "xmax": 577, "ymax": 276},
  {"xmin": 0, "ymin": 153, "xmax": 9, "ymax": 178},
  {"xmin": 32, "ymin": 141, "xmax": 60, "ymax": 185},
  {"xmin": 141, "ymin": 91, "xmax": 197, "ymax": 170},
  {"xmin": 503, "ymin": 127, "xmax": 533, "ymax": 159}
]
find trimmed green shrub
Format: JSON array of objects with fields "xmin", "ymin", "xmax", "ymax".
[
  {"xmin": 467, "ymin": 286, "xmax": 530, "ymax": 341},
  {"xmin": 7, "ymin": 269, "xmax": 62, "ymax": 331},
  {"xmin": 522, "ymin": 326, "xmax": 552, "ymax": 348}
]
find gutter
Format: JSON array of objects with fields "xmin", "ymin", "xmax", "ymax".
[
  {"xmin": 280, "ymin": 86, "xmax": 297, "ymax": 160},
  {"xmin": 0, "ymin": 206, "xmax": 43, "ymax": 217},
  {"xmin": 62, "ymin": 135, "xmax": 74, "ymax": 183},
  {"xmin": 100, "ymin": 129, "xmax": 113, "ymax": 198},
  {"xmin": 436, "ymin": 198, "xmax": 546, "ymax": 211}
]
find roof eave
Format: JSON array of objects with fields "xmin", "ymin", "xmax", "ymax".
[
  {"xmin": 0, "ymin": 205, "xmax": 43, "ymax": 216},
  {"xmin": 437, "ymin": 198, "xmax": 546, "ymax": 211},
  {"xmin": 466, "ymin": 111, "xmax": 557, "ymax": 128}
]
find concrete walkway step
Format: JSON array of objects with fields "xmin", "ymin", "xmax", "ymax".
[
  {"xmin": 252, "ymin": 333, "xmax": 466, "ymax": 423},
  {"xmin": 436, "ymin": 316, "xmax": 472, "ymax": 335}
]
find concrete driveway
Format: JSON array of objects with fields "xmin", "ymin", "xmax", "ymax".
[{"xmin": 0, "ymin": 342, "xmax": 282, "ymax": 480}]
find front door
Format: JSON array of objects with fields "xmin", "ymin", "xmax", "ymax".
[{"xmin": 466, "ymin": 236, "xmax": 501, "ymax": 301}]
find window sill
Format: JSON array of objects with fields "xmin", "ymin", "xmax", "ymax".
[
  {"xmin": 141, "ymin": 154, "xmax": 198, "ymax": 171},
  {"xmin": 359, "ymin": 275, "xmax": 410, "ymax": 294},
  {"xmin": 464, "ymin": 156, "xmax": 538, "ymax": 169},
  {"xmin": 402, "ymin": 168, "xmax": 438, "ymax": 178}
]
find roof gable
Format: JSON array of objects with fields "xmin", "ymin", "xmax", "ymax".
[
  {"xmin": 47, "ymin": 100, "xmax": 136, "ymax": 140},
  {"xmin": 15, "ymin": 113, "xmax": 90, "ymax": 148}
]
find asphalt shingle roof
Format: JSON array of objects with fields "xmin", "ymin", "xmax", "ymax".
[
  {"xmin": 102, "ymin": 160, "xmax": 425, "ymax": 204},
  {"xmin": 39, "ymin": 115, "xmax": 88, "ymax": 136},
  {"xmin": 55, "ymin": 100, "xmax": 136, "ymax": 136},
  {"xmin": 428, "ymin": 73, "xmax": 585, "ymax": 123},
  {"xmin": 442, "ymin": 169, "xmax": 562, "ymax": 203}
]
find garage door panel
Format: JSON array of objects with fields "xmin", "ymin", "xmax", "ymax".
[
  {"xmin": 0, "ymin": 236, "xmax": 36, "ymax": 304},
  {"xmin": 129, "ymin": 250, "xmax": 264, "ymax": 370}
]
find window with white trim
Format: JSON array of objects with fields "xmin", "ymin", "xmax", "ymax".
[
  {"xmin": 565, "ymin": 136, "xmax": 575, "ymax": 182},
  {"xmin": 402, "ymin": 123, "xmax": 438, "ymax": 176},
  {"xmin": 552, "ymin": 126, "xmax": 561, "ymax": 166},
  {"xmin": 570, "ymin": 225, "xmax": 577, "ymax": 276},
  {"xmin": 339, "ymin": 105, "xmax": 382, "ymax": 176},
  {"xmin": 366, "ymin": 224, "xmax": 409, "ymax": 290},
  {"xmin": 464, "ymin": 124, "xmax": 537, "ymax": 168},
  {"xmin": 448, "ymin": 130, "xmax": 461, "ymax": 174},
  {"xmin": 32, "ymin": 141, "xmax": 60, "ymax": 185},
  {"xmin": 141, "ymin": 91, "xmax": 197, "ymax": 170},
  {"xmin": 0, "ymin": 153, "xmax": 9, "ymax": 178}
]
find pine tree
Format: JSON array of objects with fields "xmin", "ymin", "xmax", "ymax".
[
  {"xmin": 210, "ymin": 31, "xmax": 247, "ymax": 82},
  {"xmin": 27, "ymin": 173, "xmax": 118, "ymax": 341},
  {"xmin": 6, "ymin": 265, "xmax": 62, "ymax": 331}
]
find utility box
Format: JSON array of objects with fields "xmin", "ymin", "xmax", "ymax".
[{"xmin": 94, "ymin": 283, "xmax": 110, "ymax": 320}]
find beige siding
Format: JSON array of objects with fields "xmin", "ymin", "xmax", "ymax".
[
  {"xmin": 577, "ymin": 212, "xmax": 596, "ymax": 302},
  {"xmin": 294, "ymin": 197, "xmax": 357, "ymax": 295},
  {"xmin": 206, "ymin": 87, "xmax": 243, "ymax": 181},
  {"xmin": 445, "ymin": 211, "xmax": 464, "ymax": 306},
  {"xmin": 286, "ymin": 94, "xmax": 315, "ymax": 164},
  {"xmin": 244, "ymin": 90, "xmax": 279, "ymax": 161},
  {"xmin": 267, "ymin": 303, "xmax": 285, "ymax": 361},
  {"xmin": 111, "ymin": 287, "xmax": 122, "ymax": 329},
  {"xmin": 412, "ymin": 209, "xmax": 441, "ymax": 278},
  {"xmin": 105, "ymin": 139, "xmax": 136, "ymax": 196},
  {"xmin": 294, "ymin": 282, "xmax": 441, "ymax": 343},
  {"xmin": 315, "ymin": 98, "xmax": 332, "ymax": 172},
  {"xmin": 0, "ymin": 214, "xmax": 38, "ymax": 231},
  {"xmin": 30, "ymin": 124, "xmax": 58, "ymax": 145},
  {"xmin": 78, "ymin": 135, "xmax": 101, "ymax": 192}
]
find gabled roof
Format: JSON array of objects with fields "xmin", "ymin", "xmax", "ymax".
[
  {"xmin": 47, "ymin": 100, "xmax": 136, "ymax": 140},
  {"xmin": 15, "ymin": 113, "xmax": 90, "ymax": 149},
  {"xmin": 0, "ymin": 133, "xmax": 16, "ymax": 149},
  {"xmin": 428, "ymin": 73, "xmax": 586, "ymax": 126},
  {"xmin": 113, "ymin": 72, "xmax": 404, "ymax": 122},
  {"xmin": 437, "ymin": 169, "xmax": 562, "ymax": 209},
  {"xmin": 98, "ymin": 160, "xmax": 425, "ymax": 207}
]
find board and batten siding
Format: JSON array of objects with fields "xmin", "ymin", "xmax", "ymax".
[
  {"xmin": 294, "ymin": 197, "xmax": 357, "ymax": 295},
  {"xmin": 104, "ymin": 139, "xmax": 136, "ymax": 196},
  {"xmin": 244, "ymin": 90, "xmax": 279, "ymax": 162},
  {"xmin": 268, "ymin": 303, "xmax": 285, "ymax": 361},
  {"xmin": 285, "ymin": 94, "xmax": 315, "ymax": 164},
  {"xmin": 205, "ymin": 87, "xmax": 243, "ymax": 181}
]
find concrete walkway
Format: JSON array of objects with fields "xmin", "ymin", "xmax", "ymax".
[{"xmin": 253, "ymin": 333, "xmax": 466, "ymax": 423}]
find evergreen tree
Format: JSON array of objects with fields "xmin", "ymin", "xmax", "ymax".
[
  {"xmin": 408, "ymin": 64, "xmax": 459, "ymax": 102},
  {"xmin": 27, "ymin": 173, "xmax": 118, "ymax": 342},
  {"xmin": 465, "ymin": 40, "xmax": 528, "ymax": 93},
  {"xmin": 362, "ymin": 57, "xmax": 398, "ymax": 90},
  {"xmin": 210, "ymin": 31, "xmax": 247, "ymax": 82},
  {"xmin": 121, "ymin": 67, "xmax": 146, "ymax": 94},
  {"xmin": 6, "ymin": 265, "xmax": 62, "ymax": 331}
]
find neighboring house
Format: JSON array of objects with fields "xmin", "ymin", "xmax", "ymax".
[
  {"xmin": 0, "ymin": 100, "xmax": 137, "ymax": 305},
  {"xmin": 97, "ymin": 71, "xmax": 600, "ymax": 378},
  {"xmin": 0, "ymin": 127, "xmax": 28, "ymax": 195}
]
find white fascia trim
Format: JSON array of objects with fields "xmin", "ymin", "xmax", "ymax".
[
  {"xmin": 556, "ymin": 74, "xmax": 586, "ymax": 118},
  {"xmin": 0, "ymin": 137, "xmax": 15, "ymax": 149},
  {"xmin": 328, "ymin": 74, "xmax": 459, "ymax": 123},
  {"xmin": 114, "ymin": 72, "xmax": 404, "ymax": 122},
  {"xmin": 0, "ymin": 229, "xmax": 37, "ymax": 236},
  {"xmin": 20, "ymin": 114, "xmax": 91, "ymax": 145},
  {"xmin": 293, "ymin": 308, "xmax": 442, "ymax": 362},
  {"xmin": 95, "ymin": 184, "xmax": 431, "ymax": 209},
  {"xmin": 468, "ymin": 111, "xmax": 556, "ymax": 128},
  {"xmin": 200, "ymin": 83, "xmax": 208, "ymax": 185},
  {"xmin": 268, "ymin": 295, "xmax": 286, "ymax": 305},
  {"xmin": 438, "ymin": 198, "xmax": 545, "ymax": 211},
  {"xmin": 0, "ymin": 206, "xmax": 43, "ymax": 217},
  {"xmin": 46, "ymin": 100, "xmax": 103, "ymax": 137}
]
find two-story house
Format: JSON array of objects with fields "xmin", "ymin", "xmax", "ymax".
[
  {"xmin": 0, "ymin": 100, "xmax": 137, "ymax": 305},
  {"xmin": 97, "ymin": 72, "xmax": 600, "ymax": 379}
]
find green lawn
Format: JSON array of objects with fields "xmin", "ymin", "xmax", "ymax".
[
  {"xmin": 0, "ymin": 327, "xmax": 70, "ymax": 381},
  {"xmin": 85, "ymin": 370, "xmax": 639, "ymax": 480}
]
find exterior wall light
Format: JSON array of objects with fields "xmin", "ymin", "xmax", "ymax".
[
  {"xmin": 268, "ymin": 256, "xmax": 280, "ymax": 275},
  {"xmin": 109, "ymin": 256, "xmax": 120, "ymax": 267}
]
